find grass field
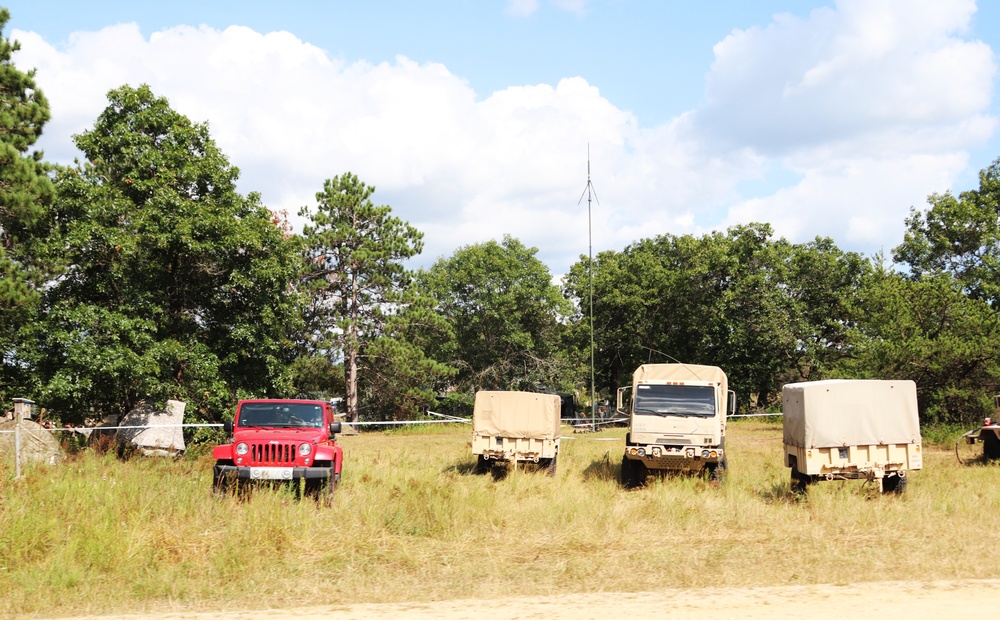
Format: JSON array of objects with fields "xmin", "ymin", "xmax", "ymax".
[{"xmin": 1, "ymin": 420, "xmax": 997, "ymax": 619}]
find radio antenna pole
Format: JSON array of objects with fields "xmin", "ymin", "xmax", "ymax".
[{"xmin": 577, "ymin": 145, "xmax": 600, "ymax": 431}]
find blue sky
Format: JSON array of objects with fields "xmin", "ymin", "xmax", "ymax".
[{"xmin": 4, "ymin": 0, "xmax": 999, "ymax": 274}]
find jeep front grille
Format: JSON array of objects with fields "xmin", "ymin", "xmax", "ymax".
[{"xmin": 249, "ymin": 442, "xmax": 297, "ymax": 465}]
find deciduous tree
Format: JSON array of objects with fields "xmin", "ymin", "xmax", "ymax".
[
  {"xmin": 418, "ymin": 235, "xmax": 575, "ymax": 397},
  {"xmin": 31, "ymin": 85, "xmax": 300, "ymax": 424}
]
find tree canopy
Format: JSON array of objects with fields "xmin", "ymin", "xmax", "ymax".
[
  {"xmin": 298, "ymin": 173, "xmax": 426, "ymax": 423},
  {"xmin": 0, "ymin": 8, "xmax": 54, "ymax": 409},
  {"xmin": 418, "ymin": 235, "xmax": 575, "ymax": 400},
  {"xmin": 28, "ymin": 84, "xmax": 301, "ymax": 423}
]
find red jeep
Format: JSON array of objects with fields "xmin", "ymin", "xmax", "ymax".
[{"xmin": 212, "ymin": 399, "xmax": 343, "ymax": 502}]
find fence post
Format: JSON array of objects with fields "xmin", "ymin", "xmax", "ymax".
[{"xmin": 12, "ymin": 398, "xmax": 33, "ymax": 479}]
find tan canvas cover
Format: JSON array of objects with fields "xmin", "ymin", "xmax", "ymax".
[
  {"xmin": 633, "ymin": 364, "xmax": 728, "ymax": 395},
  {"xmin": 472, "ymin": 391, "xmax": 561, "ymax": 440},
  {"xmin": 782, "ymin": 380, "xmax": 920, "ymax": 448}
]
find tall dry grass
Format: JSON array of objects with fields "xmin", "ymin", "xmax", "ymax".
[{"xmin": 1, "ymin": 420, "xmax": 998, "ymax": 618}]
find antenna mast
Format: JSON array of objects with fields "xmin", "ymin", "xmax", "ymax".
[{"xmin": 578, "ymin": 145, "xmax": 600, "ymax": 431}]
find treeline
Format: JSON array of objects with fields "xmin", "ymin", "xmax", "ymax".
[{"xmin": 2, "ymin": 10, "xmax": 999, "ymax": 430}]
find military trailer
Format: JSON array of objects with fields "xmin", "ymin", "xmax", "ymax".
[
  {"xmin": 471, "ymin": 390, "xmax": 561, "ymax": 476},
  {"xmin": 618, "ymin": 364, "xmax": 735, "ymax": 487},
  {"xmin": 783, "ymin": 379, "xmax": 922, "ymax": 493},
  {"xmin": 959, "ymin": 395, "xmax": 1000, "ymax": 461}
]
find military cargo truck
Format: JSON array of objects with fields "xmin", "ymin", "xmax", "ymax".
[
  {"xmin": 618, "ymin": 364, "xmax": 735, "ymax": 487},
  {"xmin": 471, "ymin": 390, "xmax": 561, "ymax": 476},
  {"xmin": 783, "ymin": 379, "xmax": 922, "ymax": 493}
]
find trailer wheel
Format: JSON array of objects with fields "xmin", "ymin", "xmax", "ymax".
[
  {"xmin": 882, "ymin": 472, "xmax": 907, "ymax": 494},
  {"xmin": 790, "ymin": 468, "xmax": 811, "ymax": 494},
  {"xmin": 984, "ymin": 430, "xmax": 1000, "ymax": 461}
]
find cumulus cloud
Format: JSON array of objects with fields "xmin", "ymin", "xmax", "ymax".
[{"xmin": 9, "ymin": 0, "xmax": 998, "ymax": 275}]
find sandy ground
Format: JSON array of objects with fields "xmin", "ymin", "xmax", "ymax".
[{"xmin": 64, "ymin": 579, "xmax": 1000, "ymax": 620}]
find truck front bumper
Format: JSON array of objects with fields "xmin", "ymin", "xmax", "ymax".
[
  {"xmin": 624, "ymin": 445, "xmax": 724, "ymax": 470},
  {"xmin": 213, "ymin": 464, "xmax": 335, "ymax": 481}
]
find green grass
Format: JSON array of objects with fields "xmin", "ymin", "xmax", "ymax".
[{"xmin": 1, "ymin": 420, "xmax": 998, "ymax": 618}]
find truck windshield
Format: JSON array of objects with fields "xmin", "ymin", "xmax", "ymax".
[
  {"xmin": 237, "ymin": 403, "xmax": 325, "ymax": 428},
  {"xmin": 633, "ymin": 384, "xmax": 716, "ymax": 417}
]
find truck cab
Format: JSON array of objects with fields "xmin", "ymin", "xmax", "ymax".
[
  {"xmin": 212, "ymin": 399, "xmax": 343, "ymax": 502},
  {"xmin": 618, "ymin": 363, "xmax": 735, "ymax": 487}
]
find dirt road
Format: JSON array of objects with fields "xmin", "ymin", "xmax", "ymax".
[{"xmin": 66, "ymin": 579, "xmax": 1000, "ymax": 620}]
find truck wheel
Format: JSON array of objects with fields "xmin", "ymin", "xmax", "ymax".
[
  {"xmin": 707, "ymin": 457, "xmax": 727, "ymax": 485},
  {"xmin": 212, "ymin": 471, "xmax": 228, "ymax": 497},
  {"xmin": 620, "ymin": 455, "xmax": 632, "ymax": 487},
  {"xmin": 621, "ymin": 455, "xmax": 646, "ymax": 488},
  {"xmin": 473, "ymin": 455, "xmax": 489, "ymax": 475},
  {"xmin": 212, "ymin": 465, "xmax": 234, "ymax": 497},
  {"xmin": 306, "ymin": 477, "xmax": 336, "ymax": 506},
  {"xmin": 546, "ymin": 456, "xmax": 557, "ymax": 477},
  {"xmin": 984, "ymin": 430, "xmax": 1000, "ymax": 461}
]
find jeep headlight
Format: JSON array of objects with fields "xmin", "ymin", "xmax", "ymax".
[
  {"xmin": 299, "ymin": 443, "xmax": 313, "ymax": 457},
  {"xmin": 235, "ymin": 442, "xmax": 249, "ymax": 456}
]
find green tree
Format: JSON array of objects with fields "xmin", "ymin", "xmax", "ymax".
[
  {"xmin": 840, "ymin": 265, "xmax": 1000, "ymax": 426},
  {"xmin": 30, "ymin": 84, "xmax": 300, "ymax": 424},
  {"xmin": 418, "ymin": 235, "xmax": 575, "ymax": 397},
  {"xmin": 0, "ymin": 8, "xmax": 55, "ymax": 408},
  {"xmin": 358, "ymin": 293, "xmax": 456, "ymax": 420},
  {"xmin": 894, "ymin": 157, "xmax": 1000, "ymax": 306},
  {"xmin": 564, "ymin": 224, "xmax": 866, "ymax": 410},
  {"xmin": 298, "ymin": 173, "xmax": 425, "ymax": 423}
]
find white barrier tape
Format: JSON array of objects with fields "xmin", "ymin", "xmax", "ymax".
[
  {"xmin": 0, "ymin": 423, "xmax": 223, "ymax": 434},
  {"xmin": 728, "ymin": 413, "xmax": 783, "ymax": 418},
  {"xmin": 425, "ymin": 411, "xmax": 468, "ymax": 422},
  {"xmin": 561, "ymin": 436, "xmax": 622, "ymax": 441},
  {"xmin": 347, "ymin": 419, "xmax": 469, "ymax": 426}
]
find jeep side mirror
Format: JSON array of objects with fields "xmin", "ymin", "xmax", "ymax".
[
  {"xmin": 224, "ymin": 420, "xmax": 233, "ymax": 435},
  {"xmin": 329, "ymin": 421, "xmax": 342, "ymax": 436}
]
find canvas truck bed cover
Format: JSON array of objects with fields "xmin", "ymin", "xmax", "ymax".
[
  {"xmin": 782, "ymin": 380, "xmax": 920, "ymax": 449},
  {"xmin": 472, "ymin": 391, "xmax": 562, "ymax": 440},
  {"xmin": 633, "ymin": 364, "xmax": 728, "ymax": 393}
]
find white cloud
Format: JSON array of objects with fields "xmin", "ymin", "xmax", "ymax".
[{"xmin": 9, "ymin": 0, "xmax": 998, "ymax": 276}]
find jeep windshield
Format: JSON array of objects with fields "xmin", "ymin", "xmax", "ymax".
[
  {"xmin": 633, "ymin": 384, "xmax": 716, "ymax": 417},
  {"xmin": 237, "ymin": 403, "xmax": 325, "ymax": 428}
]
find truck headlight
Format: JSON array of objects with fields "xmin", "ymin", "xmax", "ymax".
[
  {"xmin": 299, "ymin": 443, "xmax": 313, "ymax": 457},
  {"xmin": 236, "ymin": 442, "xmax": 249, "ymax": 456}
]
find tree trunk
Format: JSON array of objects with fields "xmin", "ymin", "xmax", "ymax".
[{"xmin": 345, "ymin": 343, "xmax": 359, "ymax": 424}]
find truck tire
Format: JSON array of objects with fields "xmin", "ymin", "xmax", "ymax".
[
  {"xmin": 212, "ymin": 463, "xmax": 234, "ymax": 497},
  {"xmin": 545, "ymin": 456, "xmax": 557, "ymax": 477},
  {"xmin": 707, "ymin": 456, "xmax": 728, "ymax": 485},
  {"xmin": 473, "ymin": 455, "xmax": 489, "ymax": 475},
  {"xmin": 621, "ymin": 455, "xmax": 646, "ymax": 488},
  {"xmin": 305, "ymin": 477, "xmax": 336, "ymax": 506},
  {"xmin": 984, "ymin": 430, "xmax": 1000, "ymax": 461}
]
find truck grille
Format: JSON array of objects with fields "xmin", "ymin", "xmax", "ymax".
[{"xmin": 249, "ymin": 442, "xmax": 297, "ymax": 465}]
